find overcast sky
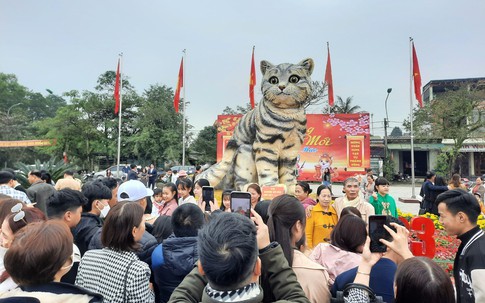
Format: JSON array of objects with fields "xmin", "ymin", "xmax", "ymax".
[{"xmin": 1, "ymin": 0, "xmax": 484, "ymax": 137}]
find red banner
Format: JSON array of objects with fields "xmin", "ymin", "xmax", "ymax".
[{"xmin": 215, "ymin": 113, "xmax": 370, "ymax": 182}]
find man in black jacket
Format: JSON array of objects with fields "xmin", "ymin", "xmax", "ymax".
[
  {"xmin": 148, "ymin": 164, "xmax": 158, "ymax": 189},
  {"xmin": 437, "ymin": 189, "xmax": 485, "ymax": 303},
  {"xmin": 127, "ymin": 164, "xmax": 138, "ymax": 181},
  {"xmin": 72, "ymin": 181, "xmax": 111, "ymax": 256}
]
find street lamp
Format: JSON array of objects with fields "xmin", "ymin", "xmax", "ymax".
[
  {"xmin": 7, "ymin": 103, "xmax": 21, "ymax": 117},
  {"xmin": 384, "ymin": 88, "xmax": 392, "ymax": 162}
]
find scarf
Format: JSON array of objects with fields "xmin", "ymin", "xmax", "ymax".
[
  {"xmin": 342, "ymin": 195, "xmax": 361, "ymax": 208},
  {"xmin": 205, "ymin": 282, "xmax": 261, "ymax": 302}
]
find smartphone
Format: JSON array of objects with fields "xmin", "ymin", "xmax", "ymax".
[
  {"xmin": 369, "ymin": 215, "xmax": 389, "ymax": 253},
  {"xmin": 230, "ymin": 191, "xmax": 251, "ymax": 218},
  {"xmin": 202, "ymin": 186, "xmax": 214, "ymax": 212}
]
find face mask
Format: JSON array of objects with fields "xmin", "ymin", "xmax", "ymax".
[
  {"xmin": 0, "ymin": 245, "xmax": 8, "ymax": 256},
  {"xmin": 98, "ymin": 204, "xmax": 110, "ymax": 218}
]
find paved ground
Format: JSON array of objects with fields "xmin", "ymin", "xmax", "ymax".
[{"xmin": 309, "ymin": 182, "xmax": 423, "ymax": 215}]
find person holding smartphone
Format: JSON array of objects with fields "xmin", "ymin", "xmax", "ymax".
[
  {"xmin": 332, "ymin": 216, "xmax": 405, "ymax": 303},
  {"xmin": 264, "ymin": 195, "xmax": 331, "ymax": 303},
  {"xmin": 169, "ymin": 210, "xmax": 310, "ymax": 303},
  {"xmin": 343, "ymin": 223, "xmax": 454, "ymax": 303}
]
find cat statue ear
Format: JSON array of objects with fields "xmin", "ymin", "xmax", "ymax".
[
  {"xmin": 260, "ymin": 60, "xmax": 274, "ymax": 75},
  {"xmin": 298, "ymin": 58, "xmax": 314, "ymax": 76}
]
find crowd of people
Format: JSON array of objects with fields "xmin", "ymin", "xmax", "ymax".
[{"xmin": 0, "ymin": 166, "xmax": 483, "ymax": 303}]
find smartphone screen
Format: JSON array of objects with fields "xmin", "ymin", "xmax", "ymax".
[
  {"xmin": 369, "ymin": 215, "xmax": 389, "ymax": 253},
  {"xmin": 230, "ymin": 191, "xmax": 251, "ymax": 218},
  {"xmin": 202, "ymin": 186, "xmax": 214, "ymax": 212}
]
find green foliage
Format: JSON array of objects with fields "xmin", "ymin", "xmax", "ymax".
[
  {"xmin": 1, "ymin": 70, "xmax": 200, "ymax": 171},
  {"xmin": 222, "ymin": 103, "xmax": 253, "ymax": 115},
  {"xmin": 33, "ymin": 72, "xmax": 141, "ymax": 170},
  {"xmin": 329, "ymin": 96, "xmax": 362, "ymax": 114},
  {"xmin": 131, "ymin": 84, "xmax": 184, "ymax": 165},
  {"xmin": 434, "ymin": 151, "xmax": 455, "ymax": 178},
  {"xmin": 189, "ymin": 126, "xmax": 217, "ymax": 164},
  {"xmin": 404, "ymin": 86, "xmax": 485, "ymax": 174},
  {"xmin": 0, "ymin": 73, "xmax": 66, "ymax": 167},
  {"xmin": 14, "ymin": 158, "xmax": 77, "ymax": 188},
  {"xmin": 390, "ymin": 127, "xmax": 403, "ymax": 137},
  {"xmin": 383, "ymin": 158, "xmax": 395, "ymax": 180}
]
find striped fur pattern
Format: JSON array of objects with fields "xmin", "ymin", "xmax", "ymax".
[{"xmin": 199, "ymin": 58, "xmax": 314, "ymax": 194}]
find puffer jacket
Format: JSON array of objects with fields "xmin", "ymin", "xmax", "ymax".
[
  {"xmin": 72, "ymin": 213, "xmax": 103, "ymax": 256},
  {"xmin": 152, "ymin": 235, "xmax": 198, "ymax": 303}
]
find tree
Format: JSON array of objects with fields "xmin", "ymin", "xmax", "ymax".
[
  {"xmin": 404, "ymin": 86, "xmax": 485, "ymax": 176},
  {"xmin": 390, "ymin": 127, "xmax": 403, "ymax": 137},
  {"xmin": 131, "ymin": 84, "xmax": 184, "ymax": 166},
  {"xmin": 0, "ymin": 73, "xmax": 66, "ymax": 167},
  {"xmin": 329, "ymin": 96, "xmax": 362, "ymax": 114},
  {"xmin": 34, "ymin": 71, "xmax": 140, "ymax": 170},
  {"xmin": 222, "ymin": 103, "xmax": 252, "ymax": 115},
  {"xmin": 188, "ymin": 126, "xmax": 217, "ymax": 164},
  {"xmin": 305, "ymin": 81, "xmax": 327, "ymax": 111}
]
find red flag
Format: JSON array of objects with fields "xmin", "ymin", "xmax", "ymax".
[
  {"xmin": 412, "ymin": 42, "xmax": 423, "ymax": 107},
  {"xmin": 173, "ymin": 58, "xmax": 184, "ymax": 113},
  {"xmin": 324, "ymin": 44, "xmax": 334, "ymax": 107},
  {"xmin": 114, "ymin": 59, "xmax": 120, "ymax": 114},
  {"xmin": 249, "ymin": 47, "xmax": 256, "ymax": 109}
]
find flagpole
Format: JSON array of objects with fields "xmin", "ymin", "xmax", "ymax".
[
  {"xmin": 326, "ymin": 42, "xmax": 331, "ymax": 114},
  {"xmin": 409, "ymin": 38, "xmax": 416, "ymax": 198},
  {"xmin": 182, "ymin": 49, "xmax": 186, "ymax": 166},
  {"xmin": 116, "ymin": 53, "xmax": 123, "ymax": 177}
]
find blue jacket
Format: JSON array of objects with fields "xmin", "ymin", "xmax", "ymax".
[
  {"xmin": 151, "ymin": 235, "xmax": 198, "ymax": 303},
  {"xmin": 332, "ymin": 258, "xmax": 397, "ymax": 303}
]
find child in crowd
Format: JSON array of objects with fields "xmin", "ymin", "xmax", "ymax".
[
  {"xmin": 152, "ymin": 188, "xmax": 164, "ymax": 215},
  {"xmin": 178, "ymin": 179, "xmax": 196, "ymax": 205},
  {"xmin": 160, "ymin": 183, "xmax": 178, "ymax": 216},
  {"xmin": 369, "ymin": 177, "xmax": 398, "ymax": 217}
]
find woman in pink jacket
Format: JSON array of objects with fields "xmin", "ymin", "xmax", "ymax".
[{"xmin": 309, "ymin": 214, "xmax": 367, "ymax": 285}]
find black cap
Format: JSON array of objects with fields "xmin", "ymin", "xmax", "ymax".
[
  {"xmin": 2, "ymin": 168, "xmax": 17, "ymax": 180},
  {"xmin": 0, "ymin": 171, "xmax": 14, "ymax": 184}
]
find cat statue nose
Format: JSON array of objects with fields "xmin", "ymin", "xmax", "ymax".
[{"xmin": 278, "ymin": 84, "xmax": 286, "ymax": 91}]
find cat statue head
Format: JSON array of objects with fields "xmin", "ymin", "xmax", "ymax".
[{"xmin": 260, "ymin": 58, "xmax": 314, "ymax": 109}]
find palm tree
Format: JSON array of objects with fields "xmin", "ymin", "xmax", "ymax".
[{"xmin": 330, "ymin": 96, "xmax": 361, "ymax": 114}]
